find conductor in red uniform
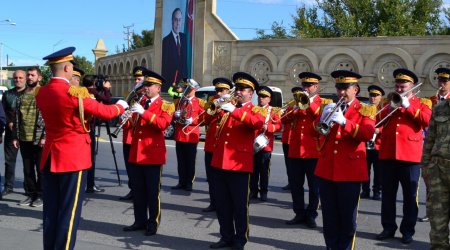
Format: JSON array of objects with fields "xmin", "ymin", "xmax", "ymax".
[
  {"xmin": 315, "ymin": 70, "xmax": 376, "ymax": 250},
  {"xmin": 209, "ymin": 72, "xmax": 265, "ymax": 250},
  {"xmin": 376, "ymin": 68, "xmax": 431, "ymax": 244},
  {"xmin": 36, "ymin": 47, "xmax": 127, "ymax": 250},
  {"xmin": 123, "ymin": 69, "xmax": 174, "ymax": 236}
]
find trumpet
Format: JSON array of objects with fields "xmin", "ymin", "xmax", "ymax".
[
  {"xmin": 374, "ymin": 82, "xmax": 422, "ymax": 127},
  {"xmin": 317, "ymin": 97, "xmax": 345, "ymax": 135},
  {"xmin": 111, "ymin": 82, "xmax": 146, "ymax": 138},
  {"xmin": 270, "ymin": 91, "xmax": 310, "ymax": 122}
]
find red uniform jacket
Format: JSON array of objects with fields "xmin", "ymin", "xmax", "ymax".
[
  {"xmin": 288, "ymin": 95, "xmax": 323, "ymax": 159},
  {"xmin": 378, "ymin": 96, "xmax": 431, "ymax": 163},
  {"xmin": 202, "ymin": 96, "xmax": 219, "ymax": 153},
  {"xmin": 315, "ymin": 99, "xmax": 375, "ymax": 181},
  {"xmin": 211, "ymin": 102, "xmax": 265, "ymax": 173},
  {"xmin": 281, "ymin": 106, "xmax": 295, "ymax": 144},
  {"xmin": 129, "ymin": 96, "xmax": 173, "ymax": 165},
  {"xmin": 256, "ymin": 104, "xmax": 281, "ymax": 152},
  {"xmin": 36, "ymin": 78, "xmax": 124, "ymax": 173},
  {"xmin": 122, "ymin": 96, "xmax": 147, "ymax": 144},
  {"xmin": 174, "ymin": 97, "xmax": 204, "ymax": 143}
]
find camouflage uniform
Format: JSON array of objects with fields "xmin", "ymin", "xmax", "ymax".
[{"xmin": 422, "ymin": 99, "xmax": 450, "ymax": 250}]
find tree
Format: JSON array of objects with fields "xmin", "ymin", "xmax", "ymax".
[
  {"xmin": 255, "ymin": 21, "xmax": 294, "ymax": 39},
  {"xmin": 73, "ymin": 55, "xmax": 94, "ymax": 75},
  {"xmin": 131, "ymin": 29, "xmax": 154, "ymax": 49}
]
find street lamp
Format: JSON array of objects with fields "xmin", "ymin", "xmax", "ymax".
[{"xmin": 0, "ymin": 19, "xmax": 16, "ymax": 86}]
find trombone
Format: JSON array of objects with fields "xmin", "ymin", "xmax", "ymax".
[
  {"xmin": 270, "ymin": 91, "xmax": 310, "ymax": 122},
  {"xmin": 317, "ymin": 97, "xmax": 345, "ymax": 135},
  {"xmin": 374, "ymin": 82, "xmax": 422, "ymax": 127}
]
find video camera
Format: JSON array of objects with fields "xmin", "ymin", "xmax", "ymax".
[{"xmin": 94, "ymin": 74, "xmax": 109, "ymax": 92}]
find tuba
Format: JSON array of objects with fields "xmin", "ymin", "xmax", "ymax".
[{"xmin": 174, "ymin": 79, "xmax": 200, "ymax": 125}]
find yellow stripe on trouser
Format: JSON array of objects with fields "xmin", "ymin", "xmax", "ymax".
[
  {"xmin": 416, "ymin": 174, "xmax": 420, "ymax": 208},
  {"xmin": 156, "ymin": 167, "xmax": 163, "ymax": 227},
  {"xmin": 245, "ymin": 174, "xmax": 250, "ymax": 241},
  {"xmin": 351, "ymin": 194, "xmax": 361, "ymax": 250},
  {"xmin": 65, "ymin": 171, "xmax": 83, "ymax": 250}
]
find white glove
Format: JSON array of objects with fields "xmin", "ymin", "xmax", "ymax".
[
  {"xmin": 116, "ymin": 100, "xmax": 129, "ymax": 110},
  {"xmin": 130, "ymin": 103, "xmax": 145, "ymax": 115},
  {"xmin": 401, "ymin": 96, "xmax": 410, "ymax": 108},
  {"xmin": 331, "ymin": 108, "xmax": 346, "ymax": 126},
  {"xmin": 219, "ymin": 94, "xmax": 231, "ymax": 102},
  {"xmin": 221, "ymin": 102, "xmax": 236, "ymax": 113},
  {"xmin": 120, "ymin": 110, "xmax": 132, "ymax": 120},
  {"xmin": 174, "ymin": 110, "xmax": 181, "ymax": 118},
  {"xmin": 320, "ymin": 103, "xmax": 336, "ymax": 123},
  {"xmin": 185, "ymin": 117, "xmax": 193, "ymax": 125}
]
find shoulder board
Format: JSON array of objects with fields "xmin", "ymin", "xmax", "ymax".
[
  {"xmin": 420, "ymin": 98, "xmax": 432, "ymax": 110},
  {"xmin": 320, "ymin": 98, "xmax": 333, "ymax": 105},
  {"xmin": 34, "ymin": 85, "xmax": 41, "ymax": 96},
  {"xmin": 252, "ymin": 106, "xmax": 268, "ymax": 117},
  {"xmin": 68, "ymin": 86, "xmax": 91, "ymax": 99},
  {"xmin": 198, "ymin": 98, "xmax": 207, "ymax": 108},
  {"xmin": 162, "ymin": 101, "xmax": 175, "ymax": 115},
  {"xmin": 358, "ymin": 103, "xmax": 377, "ymax": 119}
]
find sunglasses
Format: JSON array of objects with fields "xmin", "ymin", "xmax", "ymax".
[
  {"xmin": 215, "ymin": 88, "xmax": 227, "ymax": 92},
  {"xmin": 369, "ymin": 93, "xmax": 381, "ymax": 97}
]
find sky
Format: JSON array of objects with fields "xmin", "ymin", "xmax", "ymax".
[{"xmin": 0, "ymin": 0, "xmax": 449, "ymax": 67}]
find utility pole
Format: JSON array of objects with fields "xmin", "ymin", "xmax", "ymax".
[
  {"xmin": 0, "ymin": 19, "xmax": 16, "ymax": 86},
  {"xmin": 123, "ymin": 24, "xmax": 134, "ymax": 51}
]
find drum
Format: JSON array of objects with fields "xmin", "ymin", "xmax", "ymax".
[{"xmin": 254, "ymin": 133, "xmax": 269, "ymax": 153}]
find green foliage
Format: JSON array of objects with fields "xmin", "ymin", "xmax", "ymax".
[
  {"xmin": 40, "ymin": 66, "xmax": 52, "ymax": 86},
  {"xmin": 73, "ymin": 55, "xmax": 94, "ymax": 75},
  {"xmin": 255, "ymin": 21, "xmax": 294, "ymax": 39},
  {"xmin": 131, "ymin": 29, "xmax": 154, "ymax": 49}
]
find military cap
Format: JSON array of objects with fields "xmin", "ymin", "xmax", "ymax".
[
  {"xmin": 72, "ymin": 66, "xmax": 85, "ymax": 78},
  {"xmin": 298, "ymin": 72, "xmax": 322, "ymax": 85},
  {"xmin": 393, "ymin": 68, "xmax": 418, "ymax": 84},
  {"xmin": 435, "ymin": 67, "xmax": 450, "ymax": 81},
  {"xmin": 257, "ymin": 86, "xmax": 273, "ymax": 98},
  {"xmin": 232, "ymin": 72, "xmax": 259, "ymax": 91},
  {"xmin": 133, "ymin": 66, "xmax": 147, "ymax": 77},
  {"xmin": 331, "ymin": 70, "xmax": 361, "ymax": 88},
  {"xmin": 43, "ymin": 47, "xmax": 76, "ymax": 65},
  {"xmin": 291, "ymin": 86, "xmax": 304, "ymax": 93},
  {"xmin": 212, "ymin": 77, "xmax": 233, "ymax": 90},
  {"xmin": 367, "ymin": 85, "xmax": 385, "ymax": 96},
  {"xmin": 142, "ymin": 70, "xmax": 166, "ymax": 86}
]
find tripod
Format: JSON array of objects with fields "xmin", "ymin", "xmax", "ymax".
[{"xmin": 93, "ymin": 119, "xmax": 122, "ymax": 186}]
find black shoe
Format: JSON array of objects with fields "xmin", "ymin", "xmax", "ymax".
[
  {"xmin": 231, "ymin": 244, "xmax": 244, "ymax": 250},
  {"xmin": 376, "ymin": 230, "xmax": 395, "ymax": 240},
  {"xmin": 86, "ymin": 185, "xmax": 105, "ymax": 193},
  {"xmin": 249, "ymin": 191, "xmax": 258, "ymax": 199},
  {"xmin": 306, "ymin": 217, "xmax": 317, "ymax": 228},
  {"xmin": 30, "ymin": 197, "xmax": 43, "ymax": 207},
  {"xmin": 372, "ymin": 192, "xmax": 381, "ymax": 200},
  {"xmin": 119, "ymin": 191, "xmax": 133, "ymax": 200},
  {"xmin": 202, "ymin": 205, "xmax": 215, "ymax": 212},
  {"xmin": 401, "ymin": 235, "xmax": 413, "ymax": 244},
  {"xmin": 1, "ymin": 189, "xmax": 13, "ymax": 197},
  {"xmin": 171, "ymin": 183, "xmax": 185, "ymax": 190},
  {"xmin": 123, "ymin": 223, "xmax": 146, "ymax": 232},
  {"xmin": 282, "ymin": 184, "xmax": 291, "ymax": 190},
  {"xmin": 210, "ymin": 240, "xmax": 232, "ymax": 249},
  {"xmin": 184, "ymin": 185, "xmax": 193, "ymax": 191},
  {"xmin": 360, "ymin": 191, "xmax": 370, "ymax": 199},
  {"xmin": 286, "ymin": 215, "xmax": 305, "ymax": 225},
  {"xmin": 18, "ymin": 196, "xmax": 33, "ymax": 206},
  {"xmin": 260, "ymin": 193, "xmax": 267, "ymax": 202},
  {"xmin": 145, "ymin": 226, "xmax": 157, "ymax": 236},
  {"xmin": 419, "ymin": 216, "xmax": 429, "ymax": 222}
]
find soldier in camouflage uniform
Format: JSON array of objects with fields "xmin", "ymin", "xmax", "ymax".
[{"xmin": 422, "ymin": 98, "xmax": 450, "ymax": 250}]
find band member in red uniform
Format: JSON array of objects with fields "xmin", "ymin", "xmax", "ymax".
[
  {"xmin": 361, "ymin": 85, "xmax": 385, "ymax": 200},
  {"xmin": 376, "ymin": 68, "xmax": 431, "ymax": 244},
  {"xmin": 429, "ymin": 67, "xmax": 450, "ymax": 106},
  {"xmin": 315, "ymin": 70, "xmax": 376, "ymax": 250},
  {"xmin": 200, "ymin": 77, "xmax": 233, "ymax": 212},
  {"xmin": 281, "ymin": 86, "xmax": 303, "ymax": 191},
  {"xmin": 286, "ymin": 72, "xmax": 330, "ymax": 228},
  {"xmin": 119, "ymin": 66, "xmax": 147, "ymax": 201},
  {"xmin": 250, "ymin": 86, "xmax": 282, "ymax": 202},
  {"xmin": 123, "ymin": 69, "xmax": 173, "ymax": 236},
  {"xmin": 172, "ymin": 79, "xmax": 204, "ymax": 191},
  {"xmin": 36, "ymin": 47, "xmax": 127, "ymax": 250},
  {"xmin": 209, "ymin": 72, "xmax": 265, "ymax": 250}
]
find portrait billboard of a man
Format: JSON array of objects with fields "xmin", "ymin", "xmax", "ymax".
[{"xmin": 162, "ymin": 0, "xmax": 194, "ymax": 92}]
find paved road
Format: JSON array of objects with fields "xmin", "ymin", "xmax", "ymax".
[{"xmin": 0, "ymin": 127, "xmax": 431, "ymax": 249}]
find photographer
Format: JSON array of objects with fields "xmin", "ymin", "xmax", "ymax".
[{"xmin": 83, "ymin": 75, "xmax": 112, "ymax": 193}]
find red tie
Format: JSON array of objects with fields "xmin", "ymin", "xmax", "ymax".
[{"xmin": 176, "ymin": 35, "xmax": 181, "ymax": 55}]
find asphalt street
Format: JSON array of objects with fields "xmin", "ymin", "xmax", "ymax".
[{"xmin": 0, "ymin": 126, "xmax": 431, "ymax": 249}]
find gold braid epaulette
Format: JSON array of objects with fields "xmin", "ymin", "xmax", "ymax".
[
  {"xmin": 198, "ymin": 98, "xmax": 207, "ymax": 108},
  {"xmin": 162, "ymin": 101, "xmax": 175, "ymax": 115},
  {"xmin": 252, "ymin": 106, "xmax": 268, "ymax": 117},
  {"xmin": 271, "ymin": 107, "xmax": 283, "ymax": 116},
  {"xmin": 358, "ymin": 103, "xmax": 377, "ymax": 120},
  {"xmin": 420, "ymin": 98, "xmax": 432, "ymax": 110},
  {"xmin": 319, "ymin": 98, "xmax": 334, "ymax": 114},
  {"xmin": 68, "ymin": 86, "xmax": 91, "ymax": 99}
]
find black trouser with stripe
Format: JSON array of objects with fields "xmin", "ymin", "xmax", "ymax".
[
  {"xmin": 122, "ymin": 143, "xmax": 132, "ymax": 190},
  {"xmin": 204, "ymin": 152, "xmax": 216, "ymax": 208},
  {"xmin": 319, "ymin": 177, "xmax": 361, "ymax": 250},
  {"xmin": 175, "ymin": 141, "xmax": 197, "ymax": 188},
  {"xmin": 20, "ymin": 141, "xmax": 42, "ymax": 198},
  {"xmin": 362, "ymin": 149, "xmax": 381, "ymax": 195},
  {"xmin": 129, "ymin": 164, "xmax": 162, "ymax": 231},
  {"xmin": 251, "ymin": 150, "xmax": 271, "ymax": 194},
  {"xmin": 289, "ymin": 158, "xmax": 319, "ymax": 219},
  {"xmin": 211, "ymin": 168, "xmax": 250, "ymax": 247},
  {"xmin": 42, "ymin": 157, "xmax": 87, "ymax": 250},
  {"xmin": 282, "ymin": 143, "xmax": 292, "ymax": 186},
  {"xmin": 87, "ymin": 129, "xmax": 97, "ymax": 189},
  {"xmin": 380, "ymin": 160, "xmax": 420, "ymax": 237}
]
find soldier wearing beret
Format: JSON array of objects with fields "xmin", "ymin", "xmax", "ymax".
[
  {"xmin": 315, "ymin": 70, "xmax": 376, "ymax": 249},
  {"xmin": 36, "ymin": 47, "xmax": 128, "ymax": 250},
  {"xmin": 376, "ymin": 68, "xmax": 431, "ymax": 244},
  {"xmin": 208, "ymin": 72, "xmax": 265, "ymax": 250}
]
